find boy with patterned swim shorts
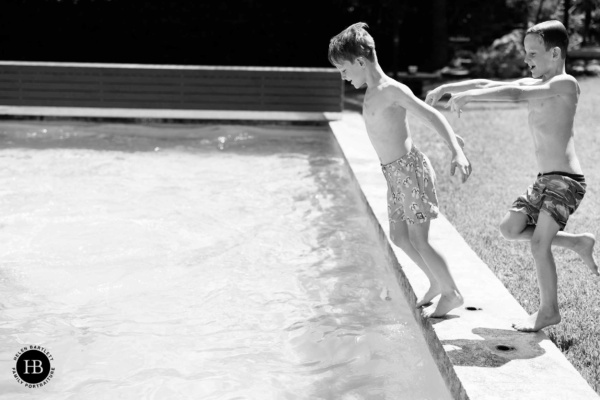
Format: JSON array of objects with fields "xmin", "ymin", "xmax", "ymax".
[
  {"xmin": 382, "ymin": 146, "xmax": 439, "ymax": 226},
  {"xmin": 328, "ymin": 23, "xmax": 472, "ymax": 318},
  {"xmin": 427, "ymin": 20, "xmax": 599, "ymax": 332}
]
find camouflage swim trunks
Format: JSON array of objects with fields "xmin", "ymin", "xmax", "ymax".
[
  {"xmin": 510, "ymin": 171, "xmax": 586, "ymax": 231},
  {"xmin": 381, "ymin": 145, "xmax": 439, "ymax": 225}
]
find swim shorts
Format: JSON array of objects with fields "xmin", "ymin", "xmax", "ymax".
[
  {"xmin": 381, "ymin": 145, "xmax": 439, "ymax": 225},
  {"xmin": 510, "ymin": 171, "xmax": 586, "ymax": 231}
]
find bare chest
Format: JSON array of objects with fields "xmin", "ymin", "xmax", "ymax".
[
  {"xmin": 527, "ymin": 95, "xmax": 569, "ymax": 118},
  {"xmin": 362, "ymin": 97, "xmax": 379, "ymax": 121},
  {"xmin": 527, "ymin": 96, "xmax": 575, "ymax": 148},
  {"xmin": 363, "ymin": 97, "xmax": 406, "ymax": 127}
]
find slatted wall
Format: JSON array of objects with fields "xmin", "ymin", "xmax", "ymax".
[{"xmin": 0, "ymin": 62, "xmax": 343, "ymax": 113}]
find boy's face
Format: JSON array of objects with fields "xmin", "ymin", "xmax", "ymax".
[
  {"xmin": 523, "ymin": 34, "xmax": 556, "ymax": 79},
  {"xmin": 333, "ymin": 58, "xmax": 367, "ymax": 89}
]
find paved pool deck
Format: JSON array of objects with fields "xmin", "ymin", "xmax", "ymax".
[{"xmin": 329, "ymin": 112, "xmax": 599, "ymax": 400}]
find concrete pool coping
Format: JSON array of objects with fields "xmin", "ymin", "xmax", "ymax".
[
  {"xmin": 329, "ymin": 112, "xmax": 599, "ymax": 400},
  {"xmin": 0, "ymin": 105, "xmax": 343, "ymax": 122}
]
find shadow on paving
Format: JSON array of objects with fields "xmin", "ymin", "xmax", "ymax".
[{"xmin": 439, "ymin": 327, "xmax": 546, "ymax": 368}]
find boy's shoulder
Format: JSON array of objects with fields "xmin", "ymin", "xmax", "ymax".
[
  {"xmin": 524, "ymin": 73, "xmax": 579, "ymax": 97},
  {"xmin": 522, "ymin": 74, "xmax": 576, "ymax": 86},
  {"xmin": 547, "ymin": 73, "xmax": 578, "ymax": 85},
  {"xmin": 372, "ymin": 77, "xmax": 402, "ymax": 93},
  {"xmin": 547, "ymin": 73, "xmax": 580, "ymax": 96},
  {"xmin": 368, "ymin": 78, "xmax": 415, "ymax": 103}
]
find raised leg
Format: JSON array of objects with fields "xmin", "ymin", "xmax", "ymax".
[{"xmin": 500, "ymin": 211, "xmax": 599, "ymax": 276}]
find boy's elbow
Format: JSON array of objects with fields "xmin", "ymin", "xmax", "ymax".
[{"xmin": 427, "ymin": 112, "xmax": 448, "ymax": 130}]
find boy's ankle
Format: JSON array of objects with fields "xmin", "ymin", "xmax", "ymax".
[
  {"xmin": 539, "ymin": 304, "xmax": 560, "ymax": 315},
  {"xmin": 440, "ymin": 288, "xmax": 462, "ymax": 297}
]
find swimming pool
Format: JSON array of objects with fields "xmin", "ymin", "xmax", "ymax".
[{"xmin": 0, "ymin": 121, "xmax": 452, "ymax": 399}]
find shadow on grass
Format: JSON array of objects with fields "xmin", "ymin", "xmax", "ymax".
[{"xmin": 440, "ymin": 327, "xmax": 546, "ymax": 368}]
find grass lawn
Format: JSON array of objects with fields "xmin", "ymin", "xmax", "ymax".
[{"xmin": 405, "ymin": 76, "xmax": 600, "ymax": 394}]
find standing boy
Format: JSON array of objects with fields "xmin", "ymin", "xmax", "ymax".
[
  {"xmin": 328, "ymin": 23, "xmax": 471, "ymax": 317},
  {"xmin": 427, "ymin": 20, "xmax": 598, "ymax": 331}
]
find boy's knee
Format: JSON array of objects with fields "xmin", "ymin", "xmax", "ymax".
[
  {"xmin": 390, "ymin": 231, "xmax": 411, "ymax": 250},
  {"xmin": 499, "ymin": 211, "xmax": 530, "ymax": 240},
  {"xmin": 530, "ymin": 236, "xmax": 551, "ymax": 257},
  {"xmin": 408, "ymin": 235, "xmax": 429, "ymax": 252},
  {"xmin": 499, "ymin": 220, "xmax": 520, "ymax": 240}
]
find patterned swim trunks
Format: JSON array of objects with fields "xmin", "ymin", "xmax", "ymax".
[
  {"xmin": 510, "ymin": 171, "xmax": 586, "ymax": 231},
  {"xmin": 381, "ymin": 145, "xmax": 439, "ymax": 225}
]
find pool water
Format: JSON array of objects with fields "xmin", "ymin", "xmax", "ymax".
[{"xmin": 0, "ymin": 121, "xmax": 451, "ymax": 399}]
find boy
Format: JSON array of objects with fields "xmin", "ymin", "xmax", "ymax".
[
  {"xmin": 426, "ymin": 20, "xmax": 598, "ymax": 331},
  {"xmin": 328, "ymin": 23, "xmax": 472, "ymax": 318}
]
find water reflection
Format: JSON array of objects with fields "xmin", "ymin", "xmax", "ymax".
[{"xmin": 0, "ymin": 122, "xmax": 451, "ymax": 399}]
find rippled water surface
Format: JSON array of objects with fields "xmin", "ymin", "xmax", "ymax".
[{"xmin": 0, "ymin": 121, "xmax": 451, "ymax": 399}]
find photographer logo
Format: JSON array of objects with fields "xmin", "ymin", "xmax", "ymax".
[{"xmin": 12, "ymin": 346, "xmax": 55, "ymax": 388}]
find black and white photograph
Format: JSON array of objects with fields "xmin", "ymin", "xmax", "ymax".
[{"xmin": 0, "ymin": 1, "xmax": 599, "ymax": 399}]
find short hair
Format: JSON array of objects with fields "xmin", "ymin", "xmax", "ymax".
[
  {"xmin": 526, "ymin": 20, "xmax": 569, "ymax": 59},
  {"xmin": 328, "ymin": 22, "xmax": 376, "ymax": 65}
]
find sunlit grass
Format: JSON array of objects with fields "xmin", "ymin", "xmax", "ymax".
[{"xmin": 410, "ymin": 77, "xmax": 600, "ymax": 394}]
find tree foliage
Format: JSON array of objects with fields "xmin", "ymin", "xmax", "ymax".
[{"xmin": 0, "ymin": 0, "xmax": 597, "ymax": 68}]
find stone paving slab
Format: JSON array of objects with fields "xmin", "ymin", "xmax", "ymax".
[{"xmin": 329, "ymin": 112, "xmax": 599, "ymax": 400}]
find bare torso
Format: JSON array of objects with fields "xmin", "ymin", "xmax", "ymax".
[
  {"xmin": 362, "ymin": 82, "xmax": 413, "ymax": 165},
  {"xmin": 526, "ymin": 79, "xmax": 582, "ymax": 174}
]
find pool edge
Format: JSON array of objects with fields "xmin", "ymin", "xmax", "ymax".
[
  {"xmin": 329, "ymin": 116, "xmax": 469, "ymax": 400},
  {"xmin": 0, "ymin": 106, "xmax": 343, "ymax": 123},
  {"xmin": 329, "ymin": 113, "xmax": 600, "ymax": 400}
]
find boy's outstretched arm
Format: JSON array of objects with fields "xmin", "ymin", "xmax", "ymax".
[
  {"xmin": 425, "ymin": 78, "xmax": 537, "ymax": 106},
  {"xmin": 392, "ymin": 84, "xmax": 472, "ymax": 182},
  {"xmin": 445, "ymin": 75, "xmax": 577, "ymax": 117}
]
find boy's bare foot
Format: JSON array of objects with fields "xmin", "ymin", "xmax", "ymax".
[
  {"xmin": 512, "ymin": 309, "xmax": 561, "ymax": 332},
  {"xmin": 415, "ymin": 284, "xmax": 441, "ymax": 308},
  {"xmin": 422, "ymin": 290, "xmax": 464, "ymax": 318},
  {"xmin": 573, "ymin": 233, "xmax": 599, "ymax": 276}
]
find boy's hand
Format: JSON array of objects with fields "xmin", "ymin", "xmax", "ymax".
[
  {"xmin": 450, "ymin": 152, "xmax": 472, "ymax": 183},
  {"xmin": 445, "ymin": 92, "xmax": 470, "ymax": 118},
  {"xmin": 425, "ymin": 86, "xmax": 445, "ymax": 106}
]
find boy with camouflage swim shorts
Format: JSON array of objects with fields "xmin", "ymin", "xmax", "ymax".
[
  {"xmin": 512, "ymin": 171, "xmax": 586, "ymax": 232},
  {"xmin": 427, "ymin": 20, "xmax": 598, "ymax": 332},
  {"xmin": 329, "ymin": 23, "xmax": 471, "ymax": 318}
]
